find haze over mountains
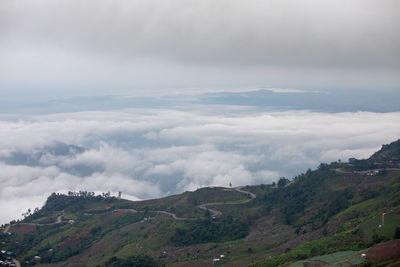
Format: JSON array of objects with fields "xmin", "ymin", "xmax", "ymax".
[
  {"xmin": 1, "ymin": 88, "xmax": 400, "ymax": 114},
  {"xmin": 1, "ymin": 89, "xmax": 400, "ymax": 224},
  {"xmin": 1, "ymin": 0, "xmax": 399, "ymax": 233}
]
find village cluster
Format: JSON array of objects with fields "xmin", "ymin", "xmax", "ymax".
[{"xmin": 0, "ymin": 250, "xmax": 16, "ymax": 267}]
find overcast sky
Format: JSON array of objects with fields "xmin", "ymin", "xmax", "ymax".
[
  {"xmin": 1, "ymin": 0, "xmax": 399, "ymax": 98},
  {"xmin": 1, "ymin": 1, "xmax": 400, "ymax": 224}
]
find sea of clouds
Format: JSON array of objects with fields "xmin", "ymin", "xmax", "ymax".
[{"xmin": 1, "ymin": 106, "xmax": 400, "ymax": 224}]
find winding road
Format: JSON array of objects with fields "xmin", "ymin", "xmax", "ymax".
[
  {"xmin": 334, "ymin": 167, "xmax": 400, "ymax": 174},
  {"xmin": 155, "ymin": 186, "xmax": 257, "ymax": 220},
  {"xmin": 3, "ymin": 213, "xmax": 65, "ymax": 234},
  {"xmin": 20, "ymin": 213, "xmax": 65, "ymax": 227},
  {"xmin": 197, "ymin": 186, "xmax": 256, "ymax": 218},
  {"xmin": 4, "ymin": 187, "xmax": 256, "ymax": 264},
  {"xmin": 1, "ymin": 215, "xmax": 64, "ymax": 267},
  {"xmin": 118, "ymin": 186, "xmax": 257, "ymax": 221},
  {"xmin": 155, "ymin": 211, "xmax": 193, "ymax": 221}
]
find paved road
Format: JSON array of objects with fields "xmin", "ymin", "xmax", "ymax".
[
  {"xmin": 3, "ymin": 225, "xmax": 10, "ymax": 234},
  {"xmin": 155, "ymin": 211, "xmax": 193, "ymax": 220},
  {"xmin": 235, "ymin": 186, "xmax": 257, "ymax": 200},
  {"xmin": 334, "ymin": 167, "xmax": 400, "ymax": 174},
  {"xmin": 4, "ymin": 188, "xmax": 256, "ymax": 263},
  {"xmin": 12, "ymin": 258, "xmax": 21, "ymax": 267},
  {"xmin": 20, "ymin": 213, "xmax": 65, "ymax": 226},
  {"xmin": 149, "ymin": 186, "xmax": 257, "ymax": 221},
  {"xmin": 4, "ymin": 212, "xmax": 66, "ymax": 234},
  {"xmin": 193, "ymin": 186, "xmax": 257, "ymax": 219},
  {"xmin": 198, "ymin": 203, "xmax": 223, "ymax": 217},
  {"xmin": 113, "ymin": 208, "xmax": 137, "ymax": 213},
  {"xmin": 197, "ymin": 187, "xmax": 255, "ymax": 217}
]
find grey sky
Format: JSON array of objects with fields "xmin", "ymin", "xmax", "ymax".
[
  {"xmin": 1, "ymin": 0, "xmax": 399, "ymax": 98},
  {"xmin": 1, "ymin": 0, "xmax": 400, "ymax": 224}
]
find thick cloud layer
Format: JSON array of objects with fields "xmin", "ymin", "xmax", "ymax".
[
  {"xmin": 1, "ymin": 108, "xmax": 400, "ymax": 224},
  {"xmin": 0, "ymin": 0, "xmax": 399, "ymax": 225},
  {"xmin": 1, "ymin": 0, "xmax": 399, "ymax": 96}
]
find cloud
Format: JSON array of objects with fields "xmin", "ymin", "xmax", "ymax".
[
  {"xmin": 0, "ymin": 0, "xmax": 399, "ymax": 96},
  {"xmin": 0, "ymin": 108, "xmax": 400, "ymax": 223},
  {"xmin": 3, "ymin": 0, "xmax": 398, "ymax": 68},
  {"xmin": 1, "ymin": 0, "xmax": 398, "ymax": 224}
]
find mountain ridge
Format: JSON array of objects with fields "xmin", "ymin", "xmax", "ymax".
[{"xmin": 1, "ymin": 139, "xmax": 400, "ymax": 266}]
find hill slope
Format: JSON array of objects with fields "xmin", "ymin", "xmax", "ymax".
[{"xmin": 1, "ymin": 139, "xmax": 400, "ymax": 266}]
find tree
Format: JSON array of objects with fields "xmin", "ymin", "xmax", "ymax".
[
  {"xmin": 310, "ymin": 247, "xmax": 318, "ymax": 257},
  {"xmin": 278, "ymin": 177, "xmax": 289, "ymax": 188},
  {"xmin": 394, "ymin": 227, "xmax": 400, "ymax": 239},
  {"xmin": 205, "ymin": 209, "xmax": 211, "ymax": 219}
]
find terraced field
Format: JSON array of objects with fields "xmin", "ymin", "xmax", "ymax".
[{"xmin": 289, "ymin": 250, "xmax": 366, "ymax": 267}]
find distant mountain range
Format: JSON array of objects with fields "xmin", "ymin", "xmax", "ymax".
[
  {"xmin": 1, "ymin": 139, "xmax": 400, "ymax": 266},
  {"xmin": 1, "ymin": 89, "xmax": 400, "ymax": 114}
]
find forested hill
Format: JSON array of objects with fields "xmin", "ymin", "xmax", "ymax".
[{"xmin": 1, "ymin": 139, "xmax": 400, "ymax": 266}]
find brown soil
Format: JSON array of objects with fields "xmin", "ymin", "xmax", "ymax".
[
  {"xmin": 269, "ymin": 228, "xmax": 325, "ymax": 255},
  {"xmin": 246, "ymin": 216, "xmax": 296, "ymax": 246},
  {"xmin": 366, "ymin": 239, "xmax": 400, "ymax": 262},
  {"xmin": 111, "ymin": 209, "xmax": 137, "ymax": 217},
  {"xmin": 59, "ymin": 230, "xmax": 90, "ymax": 249},
  {"xmin": 67, "ymin": 239, "xmax": 110, "ymax": 264},
  {"xmin": 11, "ymin": 224, "xmax": 36, "ymax": 234},
  {"xmin": 246, "ymin": 211, "xmax": 326, "ymax": 256}
]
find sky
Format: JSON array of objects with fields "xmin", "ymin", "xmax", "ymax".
[
  {"xmin": 1, "ymin": 0, "xmax": 399, "ymax": 97},
  {"xmin": 0, "ymin": 0, "xmax": 400, "ymax": 224}
]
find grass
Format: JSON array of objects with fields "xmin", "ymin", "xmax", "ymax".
[
  {"xmin": 333, "ymin": 198, "xmax": 384, "ymax": 220},
  {"xmin": 288, "ymin": 250, "xmax": 366, "ymax": 267},
  {"xmin": 360, "ymin": 212, "xmax": 400, "ymax": 241},
  {"xmin": 125, "ymin": 187, "xmax": 250, "ymax": 219},
  {"xmin": 3, "ymin": 161, "xmax": 400, "ymax": 266},
  {"xmin": 63, "ymin": 213, "xmax": 78, "ymax": 221}
]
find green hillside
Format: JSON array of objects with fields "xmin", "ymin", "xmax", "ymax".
[{"xmin": 1, "ymin": 139, "xmax": 400, "ymax": 266}]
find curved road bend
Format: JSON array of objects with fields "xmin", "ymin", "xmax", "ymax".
[
  {"xmin": 155, "ymin": 211, "xmax": 195, "ymax": 221},
  {"xmin": 151, "ymin": 186, "xmax": 256, "ymax": 220},
  {"xmin": 197, "ymin": 186, "xmax": 256, "ymax": 218},
  {"xmin": 20, "ymin": 213, "xmax": 65, "ymax": 226}
]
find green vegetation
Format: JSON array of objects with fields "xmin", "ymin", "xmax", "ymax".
[
  {"xmin": 170, "ymin": 214, "xmax": 250, "ymax": 245},
  {"xmin": 288, "ymin": 250, "xmax": 365, "ymax": 267},
  {"xmin": 104, "ymin": 255, "xmax": 158, "ymax": 267},
  {"xmin": 1, "ymin": 139, "xmax": 399, "ymax": 266}
]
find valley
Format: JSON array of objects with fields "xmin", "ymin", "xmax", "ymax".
[{"xmin": 1, "ymin": 140, "xmax": 400, "ymax": 266}]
